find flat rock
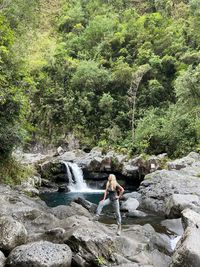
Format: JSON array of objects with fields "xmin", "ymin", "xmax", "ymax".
[{"xmin": 6, "ymin": 241, "xmax": 72, "ymax": 267}]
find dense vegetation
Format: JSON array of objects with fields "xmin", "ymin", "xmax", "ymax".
[{"xmin": 0, "ymin": 0, "xmax": 200, "ymax": 160}]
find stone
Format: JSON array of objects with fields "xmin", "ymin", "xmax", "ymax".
[
  {"xmin": 161, "ymin": 218, "xmax": 184, "ymax": 236},
  {"xmin": 168, "ymin": 152, "xmax": 200, "ymax": 170},
  {"xmin": 165, "ymin": 194, "xmax": 200, "ymax": 218},
  {"xmin": 0, "ymin": 216, "xmax": 27, "ymax": 253},
  {"xmin": 120, "ymin": 198, "xmax": 139, "ymax": 212},
  {"xmin": 0, "ymin": 251, "xmax": 6, "ymax": 267},
  {"xmin": 181, "ymin": 208, "xmax": 200, "ymax": 229},
  {"xmin": 127, "ymin": 210, "xmax": 147, "ymax": 218},
  {"xmin": 170, "ymin": 226, "xmax": 200, "ymax": 267},
  {"xmin": 123, "ymin": 192, "xmax": 142, "ymax": 202},
  {"xmin": 6, "ymin": 241, "xmax": 72, "ymax": 267},
  {"xmin": 138, "ymin": 160, "xmax": 200, "ymax": 215}
]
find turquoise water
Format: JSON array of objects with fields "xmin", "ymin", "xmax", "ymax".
[{"xmin": 40, "ymin": 191, "xmax": 104, "ymax": 207}]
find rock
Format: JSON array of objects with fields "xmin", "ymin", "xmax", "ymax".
[
  {"xmin": 168, "ymin": 152, "xmax": 200, "ymax": 170},
  {"xmin": 58, "ymin": 185, "xmax": 70, "ymax": 192},
  {"xmin": 123, "ymin": 192, "xmax": 142, "ymax": 202},
  {"xmin": 0, "ymin": 251, "xmax": 6, "ymax": 267},
  {"xmin": 127, "ymin": 210, "xmax": 147, "ymax": 218},
  {"xmin": 58, "ymin": 151, "xmax": 78, "ymax": 162},
  {"xmin": 161, "ymin": 218, "xmax": 184, "ymax": 236},
  {"xmin": 121, "ymin": 198, "xmax": 139, "ymax": 212},
  {"xmin": 181, "ymin": 208, "xmax": 200, "ymax": 229},
  {"xmin": 0, "ymin": 216, "xmax": 27, "ymax": 253},
  {"xmin": 51, "ymin": 202, "xmax": 91, "ymax": 220},
  {"xmin": 151, "ymin": 232, "xmax": 173, "ymax": 255},
  {"xmin": 138, "ymin": 157, "xmax": 200, "ymax": 215},
  {"xmin": 170, "ymin": 225, "xmax": 200, "ymax": 267},
  {"xmin": 65, "ymin": 217, "xmax": 116, "ymax": 266},
  {"xmin": 39, "ymin": 161, "xmax": 68, "ymax": 182},
  {"xmin": 165, "ymin": 194, "xmax": 200, "ymax": 218},
  {"xmin": 73, "ymin": 197, "xmax": 97, "ymax": 213},
  {"xmin": 151, "ymin": 249, "xmax": 171, "ymax": 267},
  {"xmin": 122, "ymin": 165, "xmax": 139, "ymax": 177},
  {"xmin": 87, "ymin": 156, "xmax": 103, "ymax": 171},
  {"xmin": 6, "ymin": 241, "xmax": 72, "ymax": 267}
]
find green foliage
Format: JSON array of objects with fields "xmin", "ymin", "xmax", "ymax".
[
  {"xmin": 0, "ymin": 0, "xmax": 199, "ymax": 160},
  {"xmin": 0, "ymin": 157, "xmax": 34, "ymax": 185},
  {"xmin": 95, "ymin": 256, "xmax": 106, "ymax": 266}
]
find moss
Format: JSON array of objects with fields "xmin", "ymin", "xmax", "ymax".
[{"xmin": 95, "ymin": 256, "xmax": 106, "ymax": 266}]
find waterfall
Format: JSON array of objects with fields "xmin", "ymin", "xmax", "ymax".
[{"xmin": 63, "ymin": 161, "xmax": 88, "ymax": 192}]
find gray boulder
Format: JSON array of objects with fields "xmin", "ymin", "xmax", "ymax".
[
  {"xmin": 0, "ymin": 251, "xmax": 6, "ymax": 267},
  {"xmin": 123, "ymin": 192, "xmax": 142, "ymax": 202},
  {"xmin": 161, "ymin": 218, "xmax": 184, "ymax": 236},
  {"xmin": 168, "ymin": 152, "xmax": 200, "ymax": 170},
  {"xmin": 127, "ymin": 210, "xmax": 147, "ymax": 218},
  {"xmin": 165, "ymin": 194, "xmax": 200, "ymax": 218},
  {"xmin": 138, "ymin": 155, "xmax": 200, "ymax": 215},
  {"xmin": 65, "ymin": 217, "xmax": 115, "ymax": 266},
  {"xmin": 170, "ymin": 225, "xmax": 200, "ymax": 267},
  {"xmin": 6, "ymin": 241, "xmax": 72, "ymax": 267},
  {"xmin": 181, "ymin": 208, "xmax": 200, "ymax": 229},
  {"xmin": 121, "ymin": 198, "xmax": 139, "ymax": 212},
  {"xmin": 0, "ymin": 216, "xmax": 27, "ymax": 253}
]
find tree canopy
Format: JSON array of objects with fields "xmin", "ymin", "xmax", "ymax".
[{"xmin": 0, "ymin": 0, "xmax": 199, "ymax": 158}]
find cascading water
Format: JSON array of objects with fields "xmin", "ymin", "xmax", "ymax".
[
  {"xmin": 63, "ymin": 161, "xmax": 103, "ymax": 192},
  {"xmin": 65, "ymin": 161, "xmax": 88, "ymax": 191}
]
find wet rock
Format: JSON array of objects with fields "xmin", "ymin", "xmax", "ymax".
[
  {"xmin": 0, "ymin": 216, "xmax": 27, "ymax": 253},
  {"xmin": 6, "ymin": 241, "xmax": 72, "ymax": 267}
]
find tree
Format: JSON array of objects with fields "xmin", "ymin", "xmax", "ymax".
[{"xmin": 128, "ymin": 64, "xmax": 151, "ymax": 142}]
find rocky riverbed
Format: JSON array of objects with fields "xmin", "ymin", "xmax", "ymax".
[{"xmin": 1, "ymin": 149, "xmax": 199, "ymax": 267}]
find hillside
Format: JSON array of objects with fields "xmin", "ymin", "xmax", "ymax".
[{"xmin": 0, "ymin": 0, "xmax": 199, "ymax": 161}]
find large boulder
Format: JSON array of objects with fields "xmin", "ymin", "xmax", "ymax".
[
  {"xmin": 64, "ymin": 216, "xmax": 116, "ymax": 266},
  {"xmin": 138, "ymin": 154, "xmax": 200, "ymax": 215},
  {"xmin": 0, "ymin": 216, "xmax": 27, "ymax": 253},
  {"xmin": 170, "ymin": 209, "xmax": 200, "ymax": 267},
  {"xmin": 165, "ymin": 194, "xmax": 200, "ymax": 218},
  {"xmin": 168, "ymin": 152, "xmax": 200, "ymax": 170},
  {"xmin": 170, "ymin": 225, "xmax": 200, "ymax": 267},
  {"xmin": 6, "ymin": 241, "xmax": 72, "ymax": 267}
]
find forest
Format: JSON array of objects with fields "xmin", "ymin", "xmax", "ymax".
[{"xmin": 0, "ymin": 0, "xmax": 200, "ymax": 162}]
